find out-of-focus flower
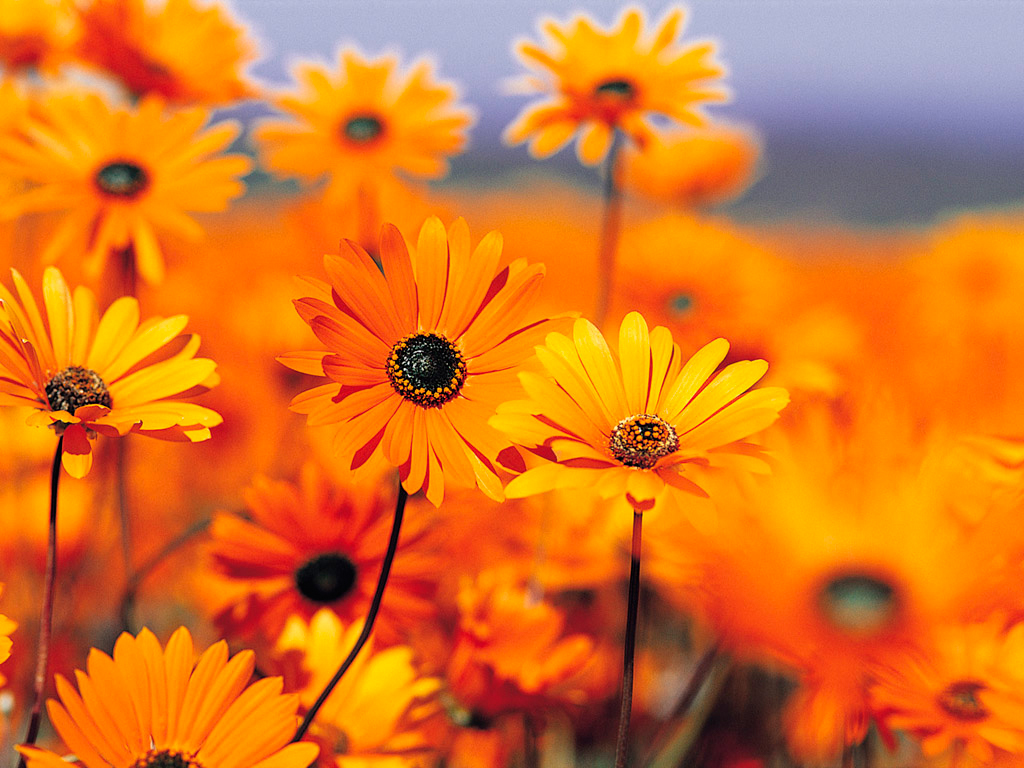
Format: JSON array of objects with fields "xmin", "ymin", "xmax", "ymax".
[
  {"xmin": 18, "ymin": 626, "xmax": 320, "ymax": 768},
  {"xmin": 281, "ymin": 216, "xmax": 560, "ymax": 506},
  {"xmin": 0, "ymin": 585, "xmax": 13, "ymax": 688},
  {"xmin": 210, "ymin": 464, "xmax": 441, "ymax": 647},
  {"xmin": 644, "ymin": 430, "xmax": 1024, "ymax": 763},
  {"xmin": 255, "ymin": 49, "xmax": 472, "ymax": 209},
  {"xmin": 275, "ymin": 609, "xmax": 442, "ymax": 768},
  {"xmin": 0, "ymin": 91, "xmax": 251, "ymax": 285},
  {"xmin": 873, "ymin": 617, "xmax": 1024, "ymax": 764},
  {"xmin": 610, "ymin": 214, "xmax": 791, "ymax": 357},
  {"xmin": 0, "ymin": 0, "xmax": 77, "ymax": 73},
  {"xmin": 505, "ymin": 6, "xmax": 727, "ymax": 165},
  {"xmin": 495, "ymin": 312, "xmax": 788, "ymax": 510},
  {"xmin": 75, "ymin": 0, "xmax": 256, "ymax": 105},
  {"xmin": 619, "ymin": 125, "xmax": 760, "ymax": 207},
  {"xmin": 447, "ymin": 570, "xmax": 601, "ymax": 720},
  {"xmin": 0, "ymin": 267, "xmax": 221, "ymax": 476}
]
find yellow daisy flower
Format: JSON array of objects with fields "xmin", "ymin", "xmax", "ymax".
[
  {"xmin": 17, "ymin": 626, "xmax": 320, "ymax": 768},
  {"xmin": 505, "ymin": 6, "xmax": 727, "ymax": 165},
  {"xmin": 0, "ymin": 267, "xmax": 221, "ymax": 477},
  {"xmin": 255, "ymin": 49, "xmax": 473, "ymax": 206},
  {"xmin": 0, "ymin": 90, "xmax": 251, "ymax": 285},
  {"xmin": 0, "ymin": 0, "xmax": 77, "ymax": 73},
  {"xmin": 493, "ymin": 312, "xmax": 788, "ymax": 510},
  {"xmin": 0, "ymin": 584, "xmax": 14, "ymax": 690}
]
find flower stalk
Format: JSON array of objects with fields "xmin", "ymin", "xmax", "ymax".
[{"xmin": 614, "ymin": 508, "xmax": 644, "ymax": 768}]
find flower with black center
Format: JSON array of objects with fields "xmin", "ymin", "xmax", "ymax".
[
  {"xmin": 873, "ymin": 617, "xmax": 1024, "ymax": 763},
  {"xmin": 0, "ymin": 90, "xmax": 251, "ymax": 285},
  {"xmin": 255, "ymin": 49, "xmax": 473, "ymax": 207},
  {"xmin": 280, "ymin": 216, "xmax": 561, "ymax": 506},
  {"xmin": 75, "ymin": 0, "xmax": 256, "ymax": 106},
  {"xmin": 492, "ymin": 312, "xmax": 788, "ymax": 510},
  {"xmin": 16, "ymin": 626, "xmax": 320, "ymax": 768},
  {"xmin": 0, "ymin": 267, "xmax": 220, "ymax": 477},
  {"xmin": 209, "ymin": 464, "xmax": 441, "ymax": 646},
  {"xmin": 505, "ymin": 6, "xmax": 727, "ymax": 165}
]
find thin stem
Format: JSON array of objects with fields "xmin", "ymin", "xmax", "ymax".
[
  {"xmin": 594, "ymin": 130, "xmax": 625, "ymax": 328},
  {"xmin": 116, "ymin": 440, "xmax": 132, "ymax": 629},
  {"xmin": 613, "ymin": 509, "xmax": 644, "ymax": 768},
  {"xmin": 292, "ymin": 483, "xmax": 408, "ymax": 742},
  {"xmin": 18, "ymin": 437, "xmax": 63, "ymax": 764},
  {"xmin": 119, "ymin": 516, "xmax": 213, "ymax": 632},
  {"xmin": 523, "ymin": 713, "xmax": 540, "ymax": 768}
]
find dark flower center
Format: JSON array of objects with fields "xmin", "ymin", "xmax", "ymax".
[
  {"xmin": 819, "ymin": 574, "xmax": 897, "ymax": 637},
  {"xmin": 937, "ymin": 680, "xmax": 989, "ymax": 722},
  {"xmin": 294, "ymin": 552, "xmax": 358, "ymax": 603},
  {"xmin": 45, "ymin": 366, "xmax": 112, "ymax": 414},
  {"xmin": 386, "ymin": 332, "xmax": 467, "ymax": 408},
  {"xmin": 130, "ymin": 750, "xmax": 202, "ymax": 768},
  {"xmin": 609, "ymin": 413, "xmax": 678, "ymax": 469},
  {"xmin": 342, "ymin": 114, "xmax": 385, "ymax": 143},
  {"xmin": 594, "ymin": 78, "xmax": 637, "ymax": 100},
  {"xmin": 95, "ymin": 161, "xmax": 150, "ymax": 199},
  {"xmin": 670, "ymin": 293, "xmax": 695, "ymax": 316}
]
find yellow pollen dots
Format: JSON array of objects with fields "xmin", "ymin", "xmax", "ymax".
[
  {"xmin": 45, "ymin": 366, "xmax": 112, "ymax": 414},
  {"xmin": 937, "ymin": 680, "xmax": 990, "ymax": 722},
  {"xmin": 386, "ymin": 331, "xmax": 468, "ymax": 408},
  {"xmin": 609, "ymin": 413, "xmax": 678, "ymax": 469},
  {"xmin": 129, "ymin": 750, "xmax": 203, "ymax": 768}
]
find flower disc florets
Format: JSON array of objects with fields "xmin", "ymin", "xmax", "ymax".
[
  {"xmin": 609, "ymin": 413, "xmax": 678, "ymax": 469},
  {"xmin": 818, "ymin": 573, "xmax": 897, "ymax": 637},
  {"xmin": 937, "ymin": 680, "xmax": 989, "ymax": 722},
  {"xmin": 386, "ymin": 332, "xmax": 467, "ymax": 408},
  {"xmin": 45, "ymin": 366, "xmax": 112, "ymax": 413},
  {"xmin": 94, "ymin": 160, "xmax": 150, "ymax": 198},
  {"xmin": 130, "ymin": 750, "xmax": 202, "ymax": 768},
  {"xmin": 342, "ymin": 114, "xmax": 385, "ymax": 143},
  {"xmin": 294, "ymin": 552, "xmax": 358, "ymax": 604}
]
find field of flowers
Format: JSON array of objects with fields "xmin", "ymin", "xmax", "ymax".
[{"xmin": 2, "ymin": 3, "xmax": 1024, "ymax": 768}]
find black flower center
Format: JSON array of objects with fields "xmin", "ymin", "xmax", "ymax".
[
  {"xmin": 594, "ymin": 78, "xmax": 637, "ymax": 100},
  {"xmin": 130, "ymin": 750, "xmax": 201, "ymax": 768},
  {"xmin": 609, "ymin": 413, "xmax": 678, "ymax": 469},
  {"xmin": 342, "ymin": 114, "xmax": 384, "ymax": 143},
  {"xmin": 95, "ymin": 161, "xmax": 150, "ymax": 199},
  {"xmin": 819, "ymin": 574, "xmax": 897, "ymax": 637},
  {"xmin": 937, "ymin": 680, "xmax": 989, "ymax": 722},
  {"xmin": 294, "ymin": 552, "xmax": 358, "ymax": 603},
  {"xmin": 670, "ymin": 293, "xmax": 695, "ymax": 316},
  {"xmin": 386, "ymin": 332, "xmax": 467, "ymax": 408},
  {"xmin": 45, "ymin": 366, "xmax": 112, "ymax": 414}
]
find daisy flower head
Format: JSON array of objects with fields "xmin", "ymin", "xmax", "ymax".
[
  {"xmin": 280, "ymin": 216, "xmax": 561, "ymax": 507},
  {"xmin": 0, "ymin": 267, "xmax": 221, "ymax": 477},
  {"xmin": 255, "ymin": 49, "xmax": 473, "ymax": 205},
  {"xmin": 209, "ymin": 463, "xmax": 441, "ymax": 646},
  {"xmin": 873, "ymin": 617, "xmax": 1024, "ymax": 764},
  {"xmin": 75, "ymin": 0, "xmax": 257, "ymax": 105},
  {"xmin": 493, "ymin": 312, "xmax": 789, "ymax": 511},
  {"xmin": 17, "ymin": 626, "xmax": 320, "ymax": 768},
  {"xmin": 505, "ymin": 6, "xmax": 728, "ymax": 165},
  {"xmin": 0, "ymin": 90, "xmax": 252, "ymax": 285},
  {"xmin": 0, "ymin": 0, "xmax": 78, "ymax": 73}
]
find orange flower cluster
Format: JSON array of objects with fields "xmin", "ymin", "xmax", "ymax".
[{"xmin": 1, "ymin": 5, "xmax": 1022, "ymax": 768}]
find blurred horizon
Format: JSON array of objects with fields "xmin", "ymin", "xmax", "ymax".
[{"xmin": 226, "ymin": 0, "xmax": 1024, "ymax": 227}]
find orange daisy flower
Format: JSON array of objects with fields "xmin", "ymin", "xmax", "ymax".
[
  {"xmin": 0, "ymin": 584, "xmax": 13, "ymax": 689},
  {"xmin": 274, "ymin": 609, "xmax": 442, "ymax": 767},
  {"xmin": 280, "ymin": 216, "xmax": 559, "ymax": 506},
  {"xmin": 209, "ymin": 464, "xmax": 441, "ymax": 646},
  {"xmin": 505, "ymin": 6, "xmax": 727, "ymax": 165},
  {"xmin": 0, "ymin": 0, "xmax": 77, "ymax": 73},
  {"xmin": 17, "ymin": 626, "xmax": 320, "ymax": 768},
  {"xmin": 493, "ymin": 312, "xmax": 788, "ymax": 510},
  {"xmin": 0, "ymin": 90, "xmax": 251, "ymax": 285},
  {"xmin": 873, "ymin": 617, "xmax": 1024, "ymax": 764},
  {"xmin": 75, "ymin": 0, "xmax": 256, "ymax": 105},
  {"xmin": 0, "ymin": 267, "xmax": 221, "ymax": 477},
  {"xmin": 619, "ymin": 124, "xmax": 760, "ymax": 207},
  {"xmin": 254, "ymin": 49, "xmax": 473, "ymax": 205}
]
